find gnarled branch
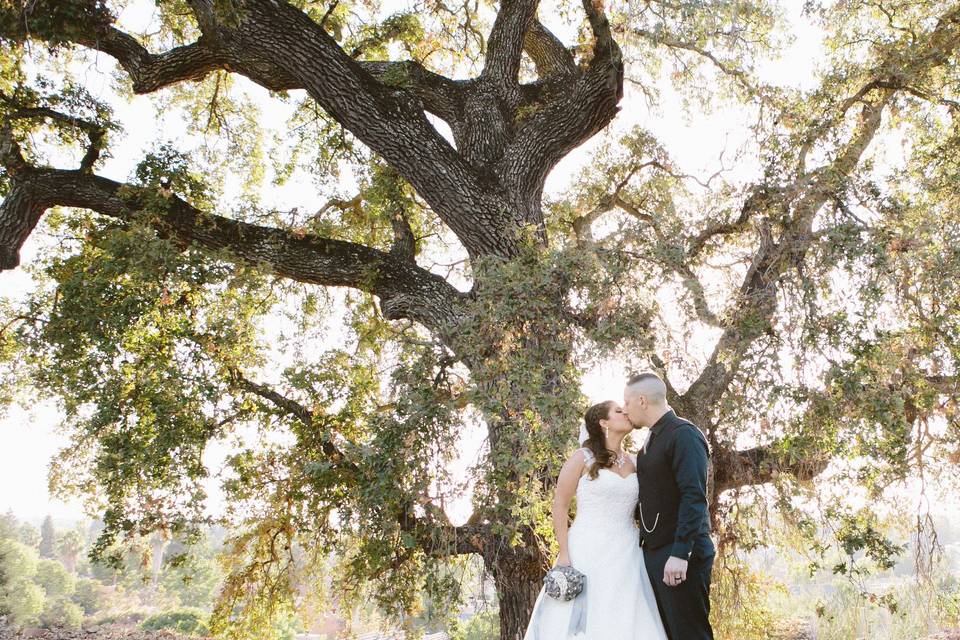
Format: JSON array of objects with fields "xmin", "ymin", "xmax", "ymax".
[
  {"xmin": 4, "ymin": 0, "xmax": 519, "ymax": 260},
  {"xmin": 1, "ymin": 0, "xmax": 227, "ymax": 94},
  {"xmin": 523, "ymin": 19, "xmax": 576, "ymax": 78},
  {"xmin": 360, "ymin": 61, "xmax": 468, "ymax": 122},
  {"xmin": 0, "ymin": 162, "xmax": 466, "ymax": 335},
  {"xmin": 228, "ymin": 368, "xmax": 358, "ymax": 473},
  {"xmin": 482, "ymin": 0, "xmax": 540, "ymax": 86},
  {"xmin": 713, "ymin": 440, "xmax": 830, "ymax": 495},
  {"xmin": 681, "ymin": 2, "xmax": 960, "ymax": 417},
  {"xmin": 497, "ymin": 0, "xmax": 623, "ymax": 209}
]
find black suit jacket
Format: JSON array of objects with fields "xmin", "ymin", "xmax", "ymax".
[{"xmin": 635, "ymin": 410, "xmax": 715, "ymax": 559}]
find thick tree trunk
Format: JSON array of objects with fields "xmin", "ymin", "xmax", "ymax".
[
  {"xmin": 487, "ymin": 544, "xmax": 545, "ymax": 640},
  {"xmin": 454, "ymin": 305, "xmax": 577, "ymax": 639}
]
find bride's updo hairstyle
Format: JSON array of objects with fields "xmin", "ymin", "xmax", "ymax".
[{"xmin": 581, "ymin": 400, "xmax": 617, "ymax": 479}]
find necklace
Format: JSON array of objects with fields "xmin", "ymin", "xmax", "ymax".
[{"xmin": 613, "ymin": 452, "xmax": 627, "ymax": 468}]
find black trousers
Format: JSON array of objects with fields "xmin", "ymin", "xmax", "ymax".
[{"xmin": 643, "ymin": 545, "xmax": 714, "ymax": 640}]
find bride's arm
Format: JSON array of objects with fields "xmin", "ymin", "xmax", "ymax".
[{"xmin": 552, "ymin": 450, "xmax": 586, "ymax": 566}]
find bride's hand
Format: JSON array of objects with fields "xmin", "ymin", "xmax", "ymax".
[{"xmin": 556, "ymin": 552, "xmax": 571, "ymax": 567}]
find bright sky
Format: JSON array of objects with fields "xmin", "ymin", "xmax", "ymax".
[{"xmin": 0, "ymin": 0, "xmax": 830, "ymax": 525}]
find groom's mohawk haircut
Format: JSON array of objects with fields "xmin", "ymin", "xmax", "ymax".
[
  {"xmin": 627, "ymin": 372, "xmax": 663, "ymax": 387},
  {"xmin": 626, "ymin": 372, "xmax": 667, "ymax": 404}
]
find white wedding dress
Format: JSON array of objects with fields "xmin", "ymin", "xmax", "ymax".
[{"xmin": 523, "ymin": 449, "xmax": 668, "ymax": 640}]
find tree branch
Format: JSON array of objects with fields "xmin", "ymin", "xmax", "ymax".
[
  {"xmin": 686, "ymin": 185, "xmax": 774, "ymax": 258},
  {"xmin": 714, "ymin": 370, "xmax": 960, "ymax": 494},
  {"xmin": 1, "ymin": 0, "xmax": 227, "ymax": 94},
  {"xmin": 227, "ymin": 368, "xmax": 358, "ymax": 472},
  {"xmin": 581, "ymin": 0, "xmax": 619, "ymax": 63},
  {"xmin": 523, "ymin": 19, "xmax": 576, "ymax": 78},
  {"xmin": 482, "ymin": 0, "xmax": 540, "ymax": 86},
  {"xmin": 389, "ymin": 207, "xmax": 417, "ymax": 262},
  {"xmin": 614, "ymin": 190, "xmax": 724, "ymax": 327},
  {"xmin": 649, "ymin": 353, "xmax": 683, "ymax": 409},
  {"xmin": 5, "ymin": 0, "xmax": 517, "ymax": 260},
  {"xmin": 497, "ymin": 0, "xmax": 622, "ymax": 208},
  {"xmin": 222, "ymin": 0, "xmax": 521, "ymax": 259},
  {"xmin": 680, "ymin": 2, "xmax": 960, "ymax": 418},
  {"xmin": 3, "ymin": 105, "xmax": 109, "ymax": 173},
  {"xmin": 359, "ymin": 61, "xmax": 468, "ymax": 122},
  {"xmin": 684, "ymin": 98, "xmax": 892, "ymax": 415},
  {"xmin": 627, "ymin": 28, "xmax": 756, "ymax": 94},
  {"xmin": 229, "ymin": 364, "xmax": 487, "ymax": 556},
  {"xmin": 713, "ymin": 440, "xmax": 830, "ymax": 494},
  {"xmin": 0, "ymin": 162, "xmax": 466, "ymax": 335}
]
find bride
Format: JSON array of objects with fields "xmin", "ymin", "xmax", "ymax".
[{"xmin": 523, "ymin": 400, "xmax": 668, "ymax": 640}]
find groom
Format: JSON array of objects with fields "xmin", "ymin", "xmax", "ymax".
[{"xmin": 624, "ymin": 372, "xmax": 715, "ymax": 640}]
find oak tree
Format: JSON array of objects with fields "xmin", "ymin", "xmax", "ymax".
[{"xmin": 2, "ymin": 0, "xmax": 960, "ymax": 637}]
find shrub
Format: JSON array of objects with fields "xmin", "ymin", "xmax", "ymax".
[
  {"xmin": 452, "ymin": 610, "xmax": 500, "ymax": 640},
  {"xmin": 93, "ymin": 610, "xmax": 148, "ymax": 626},
  {"xmin": 0, "ymin": 539, "xmax": 39, "ymax": 584},
  {"xmin": 35, "ymin": 558, "xmax": 76, "ymax": 597},
  {"xmin": 708, "ymin": 559, "xmax": 788, "ymax": 640},
  {"xmin": 40, "ymin": 597, "xmax": 84, "ymax": 629},
  {"xmin": 5, "ymin": 579, "xmax": 46, "ymax": 626},
  {"xmin": 141, "ymin": 608, "xmax": 210, "ymax": 636},
  {"xmin": 72, "ymin": 577, "xmax": 107, "ymax": 614}
]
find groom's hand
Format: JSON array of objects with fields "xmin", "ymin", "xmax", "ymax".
[{"xmin": 663, "ymin": 556, "xmax": 688, "ymax": 587}]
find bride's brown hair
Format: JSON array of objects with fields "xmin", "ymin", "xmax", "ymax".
[{"xmin": 581, "ymin": 401, "xmax": 617, "ymax": 479}]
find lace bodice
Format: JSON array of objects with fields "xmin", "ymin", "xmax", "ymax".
[{"xmin": 572, "ymin": 448, "xmax": 639, "ymax": 534}]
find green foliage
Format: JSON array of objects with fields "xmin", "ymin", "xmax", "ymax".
[
  {"xmin": 133, "ymin": 143, "xmax": 213, "ymax": 204},
  {"xmin": 39, "ymin": 515, "xmax": 56, "ymax": 558},
  {"xmin": 210, "ymin": 336, "xmax": 472, "ymax": 634},
  {"xmin": 709, "ymin": 559, "xmax": 785, "ymax": 640},
  {"xmin": 0, "ymin": 538, "xmax": 39, "ymax": 583},
  {"xmin": 141, "ymin": 608, "xmax": 211, "ymax": 636},
  {"xmin": 35, "ymin": 558, "xmax": 76, "ymax": 597},
  {"xmin": 4, "ymin": 213, "xmax": 275, "ymax": 564},
  {"xmin": 0, "ymin": 511, "xmax": 17, "ymax": 540},
  {"xmin": 0, "ymin": 79, "xmax": 117, "ymax": 174},
  {"xmin": 18, "ymin": 523, "xmax": 41, "ymax": 549},
  {"xmin": 157, "ymin": 73, "xmax": 265, "ymax": 196},
  {"xmin": 39, "ymin": 597, "xmax": 84, "ymax": 629},
  {"xmin": 5, "ymin": 580, "xmax": 45, "ymax": 626},
  {"xmin": 350, "ymin": 13, "xmax": 424, "ymax": 61},
  {"xmin": 0, "ymin": 0, "xmax": 114, "ymax": 49},
  {"xmin": 71, "ymin": 577, "xmax": 107, "ymax": 615},
  {"xmin": 831, "ymin": 511, "xmax": 905, "ymax": 577},
  {"xmin": 450, "ymin": 610, "xmax": 500, "ymax": 640},
  {"xmin": 0, "ymin": 530, "xmax": 91, "ymax": 627},
  {"xmin": 161, "ymin": 547, "xmax": 222, "ymax": 609},
  {"xmin": 269, "ymin": 611, "xmax": 302, "ymax": 640}
]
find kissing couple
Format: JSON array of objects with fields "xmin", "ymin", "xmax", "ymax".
[{"xmin": 523, "ymin": 372, "xmax": 716, "ymax": 640}]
